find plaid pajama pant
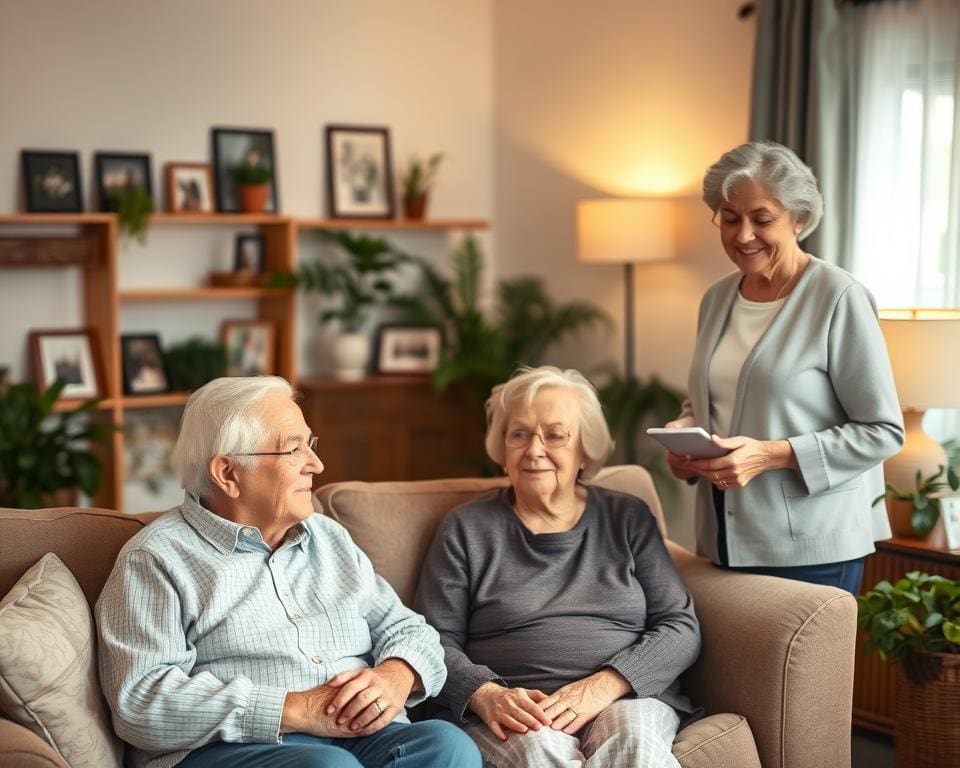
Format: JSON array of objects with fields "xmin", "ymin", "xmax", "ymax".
[{"xmin": 461, "ymin": 697, "xmax": 682, "ymax": 768}]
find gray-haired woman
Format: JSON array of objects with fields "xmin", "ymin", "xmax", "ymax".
[
  {"xmin": 415, "ymin": 366, "xmax": 700, "ymax": 768},
  {"xmin": 664, "ymin": 140, "xmax": 904, "ymax": 594}
]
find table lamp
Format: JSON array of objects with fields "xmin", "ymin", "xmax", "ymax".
[
  {"xmin": 879, "ymin": 309, "xmax": 960, "ymax": 493},
  {"xmin": 576, "ymin": 198, "xmax": 675, "ymax": 377}
]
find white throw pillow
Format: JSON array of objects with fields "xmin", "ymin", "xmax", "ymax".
[{"xmin": 0, "ymin": 552, "xmax": 122, "ymax": 768}]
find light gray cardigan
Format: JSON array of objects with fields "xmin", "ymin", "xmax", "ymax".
[{"xmin": 680, "ymin": 257, "xmax": 904, "ymax": 567}]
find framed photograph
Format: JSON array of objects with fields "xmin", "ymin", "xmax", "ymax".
[
  {"xmin": 942, "ymin": 497, "xmax": 960, "ymax": 550},
  {"xmin": 211, "ymin": 127, "xmax": 279, "ymax": 213},
  {"xmin": 222, "ymin": 319, "xmax": 275, "ymax": 377},
  {"xmin": 234, "ymin": 233, "xmax": 265, "ymax": 272},
  {"xmin": 120, "ymin": 334, "xmax": 171, "ymax": 395},
  {"xmin": 21, "ymin": 150, "xmax": 83, "ymax": 213},
  {"xmin": 29, "ymin": 328, "xmax": 102, "ymax": 399},
  {"xmin": 374, "ymin": 324, "xmax": 442, "ymax": 375},
  {"xmin": 165, "ymin": 162, "xmax": 214, "ymax": 213},
  {"xmin": 94, "ymin": 152, "xmax": 153, "ymax": 212},
  {"xmin": 325, "ymin": 124, "xmax": 395, "ymax": 219}
]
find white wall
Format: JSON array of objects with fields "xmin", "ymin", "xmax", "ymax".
[
  {"xmin": 0, "ymin": 0, "xmax": 493, "ymax": 378},
  {"xmin": 492, "ymin": 0, "xmax": 755, "ymax": 544}
]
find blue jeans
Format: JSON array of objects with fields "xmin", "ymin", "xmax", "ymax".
[
  {"xmin": 725, "ymin": 558, "xmax": 865, "ymax": 595},
  {"xmin": 177, "ymin": 721, "xmax": 481, "ymax": 768}
]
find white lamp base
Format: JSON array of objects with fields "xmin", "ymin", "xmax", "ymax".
[{"xmin": 883, "ymin": 409, "xmax": 948, "ymax": 493}]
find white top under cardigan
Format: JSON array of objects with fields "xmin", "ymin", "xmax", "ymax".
[{"xmin": 679, "ymin": 256, "xmax": 904, "ymax": 568}]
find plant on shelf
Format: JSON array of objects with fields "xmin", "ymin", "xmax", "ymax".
[
  {"xmin": 872, "ymin": 464, "xmax": 960, "ymax": 537},
  {"xmin": 0, "ymin": 378, "xmax": 110, "ymax": 508},
  {"xmin": 162, "ymin": 337, "xmax": 228, "ymax": 391},
  {"xmin": 230, "ymin": 151, "xmax": 272, "ymax": 213},
  {"xmin": 111, "ymin": 185, "xmax": 154, "ymax": 245},
  {"xmin": 400, "ymin": 153, "xmax": 445, "ymax": 220}
]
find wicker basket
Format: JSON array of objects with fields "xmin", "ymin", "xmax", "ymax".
[{"xmin": 894, "ymin": 652, "xmax": 960, "ymax": 768}]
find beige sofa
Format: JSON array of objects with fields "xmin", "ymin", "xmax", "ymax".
[{"xmin": 0, "ymin": 466, "xmax": 857, "ymax": 768}]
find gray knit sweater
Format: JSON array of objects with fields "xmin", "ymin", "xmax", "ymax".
[{"xmin": 414, "ymin": 485, "xmax": 700, "ymax": 721}]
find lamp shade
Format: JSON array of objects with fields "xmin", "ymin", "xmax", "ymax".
[
  {"xmin": 879, "ymin": 309, "xmax": 960, "ymax": 410},
  {"xmin": 576, "ymin": 198, "xmax": 675, "ymax": 264}
]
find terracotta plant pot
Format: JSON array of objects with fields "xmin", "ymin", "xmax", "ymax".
[
  {"xmin": 403, "ymin": 194, "xmax": 428, "ymax": 220},
  {"xmin": 238, "ymin": 184, "xmax": 269, "ymax": 214}
]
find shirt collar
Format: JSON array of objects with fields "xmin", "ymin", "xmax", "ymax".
[{"xmin": 180, "ymin": 494, "xmax": 311, "ymax": 554}]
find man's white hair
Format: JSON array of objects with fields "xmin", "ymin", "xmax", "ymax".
[{"xmin": 171, "ymin": 376, "xmax": 295, "ymax": 498}]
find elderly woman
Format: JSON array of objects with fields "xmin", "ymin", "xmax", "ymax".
[
  {"xmin": 664, "ymin": 141, "xmax": 904, "ymax": 594},
  {"xmin": 414, "ymin": 366, "xmax": 700, "ymax": 768}
]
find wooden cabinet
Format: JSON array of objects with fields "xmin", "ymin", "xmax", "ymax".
[{"xmin": 853, "ymin": 536, "xmax": 960, "ymax": 734}]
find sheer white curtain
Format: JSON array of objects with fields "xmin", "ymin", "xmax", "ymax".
[{"xmin": 848, "ymin": 0, "xmax": 960, "ymax": 441}]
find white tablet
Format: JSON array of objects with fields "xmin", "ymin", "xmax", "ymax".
[{"xmin": 645, "ymin": 427, "xmax": 730, "ymax": 459}]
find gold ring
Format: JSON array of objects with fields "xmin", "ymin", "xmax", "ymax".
[
  {"xmin": 374, "ymin": 699, "xmax": 384, "ymax": 714},
  {"xmin": 719, "ymin": 480, "xmax": 727, "ymax": 489},
  {"xmin": 568, "ymin": 708, "xmax": 578, "ymax": 718}
]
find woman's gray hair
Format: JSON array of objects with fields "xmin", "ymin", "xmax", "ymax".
[
  {"xmin": 702, "ymin": 141, "xmax": 824, "ymax": 240},
  {"xmin": 485, "ymin": 366, "xmax": 614, "ymax": 481},
  {"xmin": 171, "ymin": 376, "xmax": 295, "ymax": 497}
]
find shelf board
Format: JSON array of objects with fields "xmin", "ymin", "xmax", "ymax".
[
  {"xmin": 296, "ymin": 218, "xmax": 488, "ymax": 232},
  {"xmin": 119, "ymin": 287, "xmax": 291, "ymax": 301},
  {"xmin": 51, "ymin": 397, "xmax": 117, "ymax": 413},
  {"xmin": 0, "ymin": 213, "xmax": 114, "ymax": 225},
  {"xmin": 299, "ymin": 375, "xmax": 436, "ymax": 391},
  {"xmin": 149, "ymin": 213, "xmax": 291, "ymax": 226},
  {"xmin": 121, "ymin": 392, "xmax": 190, "ymax": 409}
]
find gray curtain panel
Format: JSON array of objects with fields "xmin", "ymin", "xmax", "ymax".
[{"xmin": 749, "ymin": 0, "xmax": 855, "ymax": 269}]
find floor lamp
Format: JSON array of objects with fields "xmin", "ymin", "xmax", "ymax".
[{"xmin": 879, "ymin": 309, "xmax": 960, "ymax": 494}]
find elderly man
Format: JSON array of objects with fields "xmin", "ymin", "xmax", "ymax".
[{"xmin": 96, "ymin": 376, "xmax": 480, "ymax": 768}]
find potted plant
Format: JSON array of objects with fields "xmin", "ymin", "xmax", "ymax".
[
  {"xmin": 858, "ymin": 572, "xmax": 960, "ymax": 767},
  {"xmin": 0, "ymin": 378, "xmax": 110, "ymax": 508},
  {"xmin": 162, "ymin": 337, "xmax": 228, "ymax": 391},
  {"xmin": 110, "ymin": 185, "xmax": 154, "ymax": 245},
  {"xmin": 272, "ymin": 231, "xmax": 415, "ymax": 380},
  {"xmin": 400, "ymin": 153, "xmax": 444, "ymax": 220},
  {"xmin": 230, "ymin": 151, "xmax": 272, "ymax": 213},
  {"xmin": 873, "ymin": 464, "xmax": 960, "ymax": 538}
]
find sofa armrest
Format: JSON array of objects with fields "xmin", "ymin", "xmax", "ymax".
[
  {"xmin": 668, "ymin": 543, "xmax": 857, "ymax": 768},
  {"xmin": 0, "ymin": 717, "xmax": 68, "ymax": 767}
]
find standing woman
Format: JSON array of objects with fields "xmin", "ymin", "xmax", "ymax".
[{"xmin": 664, "ymin": 141, "xmax": 904, "ymax": 595}]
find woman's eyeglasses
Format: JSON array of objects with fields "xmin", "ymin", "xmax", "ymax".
[{"xmin": 505, "ymin": 428, "xmax": 571, "ymax": 450}]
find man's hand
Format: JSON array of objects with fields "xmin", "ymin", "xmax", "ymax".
[
  {"xmin": 324, "ymin": 659, "xmax": 418, "ymax": 734},
  {"xmin": 467, "ymin": 682, "xmax": 551, "ymax": 741},
  {"xmin": 281, "ymin": 684, "xmax": 355, "ymax": 738},
  {"xmin": 539, "ymin": 668, "xmax": 631, "ymax": 735}
]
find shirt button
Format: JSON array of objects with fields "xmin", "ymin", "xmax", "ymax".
[
  {"xmin": 241, "ymin": 526, "xmax": 254, "ymax": 536},
  {"xmin": 312, "ymin": 655, "xmax": 323, "ymax": 664}
]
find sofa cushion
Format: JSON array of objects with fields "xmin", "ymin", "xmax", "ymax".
[
  {"xmin": 0, "ymin": 553, "xmax": 122, "ymax": 768},
  {"xmin": 673, "ymin": 713, "xmax": 761, "ymax": 768}
]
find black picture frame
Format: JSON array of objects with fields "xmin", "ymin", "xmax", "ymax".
[
  {"xmin": 94, "ymin": 152, "xmax": 153, "ymax": 212},
  {"xmin": 325, "ymin": 124, "xmax": 395, "ymax": 219},
  {"xmin": 21, "ymin": 150, "xmax": 83, "ymax": 213},
  {"xmin": 234, "ymin": 233, "xmax": 265, "ymax": 272},
  {"xmin": 374, "ymin": 324, "xmax": 443, "ymax": 375},
  {"xmin": 211, "ymin": 127, "xmax": 279, "ymax": 213},
  {"xmin": 120, "ymin": 333, "xmax": 171, "ymax": 396}
]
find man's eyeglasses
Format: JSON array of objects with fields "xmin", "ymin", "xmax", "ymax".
[
  {"xmin": 232, "ymin": 435, "xmax": 319, "ymax": 458},
  {"xmin": 505, "ymin": 428, "xmax": 571, "ymax": 450}
]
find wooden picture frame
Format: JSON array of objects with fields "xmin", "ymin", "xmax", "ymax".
[
  {"xmin": 234, "ymin": 233, "xmax": 265, "ymax": 273},
  {"xmin": 120, "ymin": 333, "xmax": 171, "ymax": 396},
  {"xmin": 374, "ymin": 324, "xmax": 442, "ymax": 375},
  {"xmin": 29, "ymin": 328, "xmax": 103, "ymax": 399},
  {"xmin": 94, "ymin": 152, "xmax": 153, "ymax": 212},
  {"xmin": 222, "ymin": 319, "xmax": 275, "ymax": 377},
  {"xmin": 165, "ymin": 162, "xmax": 214, "ymax": 213},
  {"xmin": 21, "ymin": 150, "xmax": 83, "ymax": 213},
  {"xmin": 325, "ymin": 124, "xmax": 395, "ymax": 219},
  {"xmin": 211, "ymin": 127, "xmax": 279, "ymax": 213}
]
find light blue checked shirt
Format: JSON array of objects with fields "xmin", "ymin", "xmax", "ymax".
[{"xmin": 95, "ymin": 494, "xmax": 445, "ymax": 768}]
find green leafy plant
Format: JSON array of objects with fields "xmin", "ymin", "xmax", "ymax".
[
  {"xmin": 110, "ymin": 185, "xmax": 154, "ymax": 245},
  {"xmin": 598, "ymin": 371, "xmax": 685, "ymax": 465},
  {"xmin": 230, "ymin": 162, "xmax": 271, "ymax": 186},
  {"xmin": 0, "ymin": 379, "xmax": 110, "ymax": 508},
  {"xmin": 401, "ymin": 153, "xmax": 445, "ymax": 202},
  {"xmin": 872, "ymin": 465, "xmax": 960, "ymax": 536},
  {"xmin": 271, "ymin": 231, "xmax": 416, "ymax": 333},
  {"xmin": 857, "ymin": 571, "xmax": 960, "ymax": 664},
  {"xmin": 162, "ymin": 337, "xmax": 227, "ymax": 391}
]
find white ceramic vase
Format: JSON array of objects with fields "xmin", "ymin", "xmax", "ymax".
[{"xmin": 331, "ymin": 332, "xmax": 369, "ymax": 381}]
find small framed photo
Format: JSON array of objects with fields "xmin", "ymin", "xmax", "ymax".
[
  {"xmin": 165, "ymin": 162, "xmax": 214, "ymax": 213},
  {"xmin": 222, "ymin": 320, "xmax": 275, "ymax": 377},
  {"xmin": 374, "ymin": 324, "xmax": 442, "ymax": 375},
  {"xmin": 29, "ymin": 328, "xmax": 103, "ymax": 399},
  {"xmin": 211, "ymin": 127, "xmax": 279, "ymax": 213},
  {"xmin": 234, "ymin": 233, "xmax": 265, "ymax": 273},
  {"xmin": 120, "ymin": 334, "xmax": 171, "ymax": 395},
  {"xmin": 94, "ymin": 152, "xmax": 153, "ymax": 212},
  {"xmin": 21, "ymin": 150, "xmax": 83, "ymax": 213},
  {"xmin": 325, "ymin": 124, "xmax": 395, "ymax": 219},
  {"xmin": 941, "ymin": 497, "xmax": 960, "ymax": 550}
]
